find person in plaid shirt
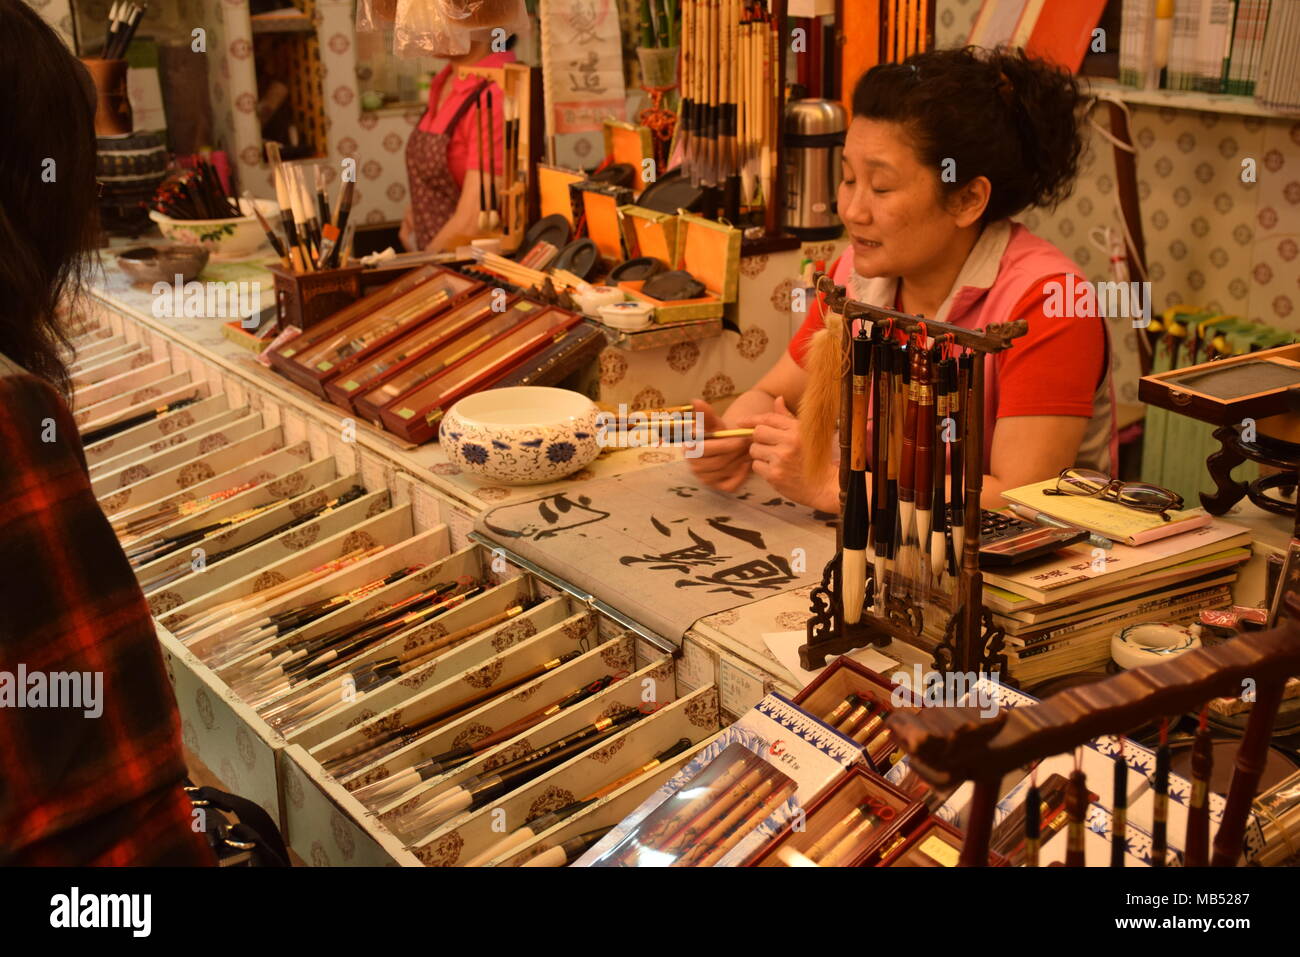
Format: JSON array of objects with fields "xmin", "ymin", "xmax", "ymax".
[{"xmin": 0, "ymin": 2, "xmax": 210, "ymax": 866}]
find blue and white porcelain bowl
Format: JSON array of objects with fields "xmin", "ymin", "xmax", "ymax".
[{"xmin": 439, "ymin": 387, "xmax": 601, "ymax": 485}]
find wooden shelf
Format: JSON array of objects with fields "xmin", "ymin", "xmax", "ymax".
[
  {"xmin": 250, "ymin": 13, "xmax": 315, "ymax": 35},
  {"xmin": 1084, "ymin": 78, "xmax": 1300, "ymax": 120}
]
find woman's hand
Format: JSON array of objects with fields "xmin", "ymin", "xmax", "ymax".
[
  {"xmin": 748, "ymin": 396, "xmax": 805, "ymax": 500},
  {"xmin": 399, "ymin": 205, "xmax": 417, "ymax": 251},
  {"xmin": 686, "ymin": 399, "xmax": 754, "ymax": 493}
]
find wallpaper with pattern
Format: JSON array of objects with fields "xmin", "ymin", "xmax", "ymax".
[{"xmin": 938, "ymin": 0, "xmax": 1300, "ymax": 406}]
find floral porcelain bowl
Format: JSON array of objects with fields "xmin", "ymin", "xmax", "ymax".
[
  {"xmin": 148, "ymin": 197, "xmax": 280, "ymax": 260},
  {"xmin": 439, "ymin": 387, "xmax": 601, "ymax": 485}
]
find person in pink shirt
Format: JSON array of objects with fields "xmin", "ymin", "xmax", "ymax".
[
  {"xmin": 400, "ymin": 32, "xmax": 516, "ymax": 252},
  {"xmin": 689, "ymin": 47, "xmax": 1118, "ymax": 514}
]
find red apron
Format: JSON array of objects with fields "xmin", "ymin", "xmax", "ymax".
[{"xmin": 406, "ymin": 79, "xmax": 488, "ymax": 250}]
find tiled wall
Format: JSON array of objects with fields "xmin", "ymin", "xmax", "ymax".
[{"xmin": 937, "ymin": 0, "xmax": 1300, "ymax": 405}]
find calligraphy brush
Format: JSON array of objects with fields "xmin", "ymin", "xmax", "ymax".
[
  {"xmin": 842, "ymin": 327, "xmax": 872, "ymax": 625},
  {"xmin": 1065, "ymin": 758, "xmax": 1088, "ymax": 867},
  {"xmin": 681, "ymin": 775, "xmax": 797, "ymax": 867},
  {"xmin": 929, "ymin": 351, "xmax": 950, "ymax": 584},
  {"xmin": 519, "ymin": 828, "xmax": 613, "ymax": 867},
  {"xmin": 323, "ymin": 650, "xmax": 585, "ymax": 776},
  {"xmin": 204, "ymin": 566, "xmax": 422, "ymax": 670},
  {"xmin": 1185, "ymin": 705, "xmax": 1212, "ymax": 866},
  {"xmin": 291, "ymin": 165, "xmax": 320, "ymax": 266},
  {"xmin": 486, "ymin": 89, "xmax": 500, "ymax": 231},
  {"xmin": 247, "ymin": 584, "xmax": 479, "ymax": 707},
  {"xmin": 330, "ymin": 179, "xmax": 354, "ymax": 267},
  {"xmin": 127, "ymin": 500, "xmax": 277, "ymax": 566},
  {"xmin": 467, "ymin": 799, "xmax": 599, "ymax": 867},
  {"xmin": 1152, "ymin": 717, "xmax": 1170, "ymax": 866},
  {"xmin": 805, "ymin": 800, "xmax": 882, "ymax": 862},
  {"xmin": 352, "ymin": 675, "xmax": 621, "ymax": 804},
  {"xmin": 991, "ymin": 771, "xmax": 1066, "ymax": 857},
  {"xmin": 895, "ymin": 342, "xmax": 921, "ymax": 605},
  {"xmin": 270, "ymin": 600, "xmax": 530, "ymax": 725},
  {"xmin": 678, "ymin": 0, "xmax": 694, "ymax": 180},
  {"xmin": 211, "ymin": 567, "xmax": 438, "ymax": 659},
  {"xmin": 465, "ymin": 737, "xmax": 693, "ymax": 867},
  {"xmin": 111, "ymin": 477, "xmax": 256, "ymax": 536},
  {"xmin": 1111, "ymin": 735, "xmax": 1128, "ymax": 867},
  {"xmin": 1025, "ymin": 765, "xmax": 1041, "ymax": 867},
  {"xmin": 271, "ymin": 164, "xmax": 306, "ymax": 272},
  {"xmin": 82, "ymin": 395, "xmax": 198, "ymax": 446},
  {"xmin": 820, "ymin": 803, "xmax": 891, "ymax": 866},
  {"xmin": 314, "ymin": 164, "xmax": 331, "ymax": 229},
  {"xmin": 399, "ymin": 711, "xmax": 644, "ymax": 830},
  {"xmin": 950, "ymin": 352, "xmax": 970, "ymax": 569},
  {"xmin": 823, "ymin": 693, "xmax": 861, "ymax": 729},
  {"xmin": 133, "ymin": 486, "xmax": 365, "ymax": 570},
  {"xmin": 885, "ymin": 341, "xmax": 904, "ymax": 601},
  {"xmin": 173, "ymin": 546, "xmax": 383, "ymax": 640},
  {"xmin": 611, "ymin": 752, "xmax": 762, "ymax": 866},
  {"xmin": 474, "ymin": 89, "xmax": 489, "ymax": 231},
  {"xmin": 913, "ymin": 341, "xmax": 935, "ymax": 604},
  {"xmin": 243, "ymin": 190, "xmax": 290, "ymax": 268},
  {"xmin": 868, "ymin": 334, "xmax": 888, "ymax": 612}
]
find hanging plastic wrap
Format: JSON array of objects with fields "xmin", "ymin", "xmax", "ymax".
[
  {"xmin": 356, "ymin": 0, "xmax": 525, "ymax": 58},
  {"xmin": 355, "ymin": 0, "xmax": 398, "ymax": 32}
]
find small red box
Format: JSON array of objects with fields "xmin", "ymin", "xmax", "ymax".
[
  {"xmin": 876, "ymin": 816, "xmax": 1010, "ymax": 868},
  {"xmin": 793, "ymin": 655, "xmax": 904, "ymax": 772},
  {"xmin": 745, "ymin": 765, "xmax": 925, "ymax": 867}
]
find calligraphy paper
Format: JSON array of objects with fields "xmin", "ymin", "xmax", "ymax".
[
  {"xmin": 474, "ymin": 461, "xmax": 836, "ymax": 642},
  {"xmin": 539, "ymin": 0, "xmax": 628, "ymax": 167}
]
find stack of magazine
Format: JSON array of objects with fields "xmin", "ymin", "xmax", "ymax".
[{"xmin": 975, "ymin": 481, "xmax": 1251, "ymax": 686}]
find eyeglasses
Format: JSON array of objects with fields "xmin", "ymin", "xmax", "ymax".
[{"xmin": 1042, "ymin": 468, "xmax": 1184, "ymax": 521}]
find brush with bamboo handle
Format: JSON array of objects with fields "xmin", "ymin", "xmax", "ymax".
[{"xmin": 349, "ymin": 674, "xmax": 621, "ymax": 805}]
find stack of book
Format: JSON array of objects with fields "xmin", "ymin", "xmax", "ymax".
[
  {"xmin": 974, "ymin": 481, "xmax": 1252, "ymax": 686},
  {"xmin": 1118, "ymin": 0, "xmax": 1296, "ymax": 103}
]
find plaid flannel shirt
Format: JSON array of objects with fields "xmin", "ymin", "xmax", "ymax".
[{"xmin": 0, "ymin": 369, "xmax": 211, "ymax": 865}]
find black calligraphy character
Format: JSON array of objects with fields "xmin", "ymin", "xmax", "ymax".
[
  {"xmin": 674, "ymin": 554, "xmax": 797, "ymax": 599},
  {"xmin": 705, "ymin": 516, "xmax": 766, "ymax": 549},
  {"xmin": 568, "ymin": 50, "xmax": 607, "ymax": 95},
  {"xmin": 666, "ymin": 486, "xmax": 697, "ymax": 498},
  {"xmin": 483, "ymin": 493, "xmax": 609, "ymax": 541},
  {"xmin": 565, "ymin": 0, "xmax": 601, "ymax": 45},
  {"xmin": 620, "ymin": 529, "xmax": 727, "ymax": 573}
]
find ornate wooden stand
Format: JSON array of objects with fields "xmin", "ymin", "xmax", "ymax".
[
  {"xmin": 1202, "ymin": 424, "xmax": 1300, "ymax": 516},
  {"xmin": 799, "ymin": 276, "xmax": 1028, "ymax": 677}
]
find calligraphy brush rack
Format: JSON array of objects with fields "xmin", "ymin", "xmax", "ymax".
[
  {"xmin": 800, "ymin": 275, "xmax": 1028, "ymax": 676},
  {"xmin": 886, "ymin": 596, "xmax": 1300, "ymax": 866}
]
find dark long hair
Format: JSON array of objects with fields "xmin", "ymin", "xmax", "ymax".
[
  {"xmin": 0, "ymin": 0, "xmax": 99, "ymax": 393},
  {"xmin": 852, "ymin": 46, "xmax": 1085, "ymax": 223}
]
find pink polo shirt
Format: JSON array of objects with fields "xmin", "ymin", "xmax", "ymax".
[
  {"xmin": 790, "ymin": 221, "xmax": 1118, "ymax": 475},
  {"xmin": 416, "ymin": 50, "xmax": 515, "ymax": 188}
]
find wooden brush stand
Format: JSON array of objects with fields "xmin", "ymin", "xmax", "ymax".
[
  {"xmin": 799, "ymin": 275, "xmax": 1028, "ymax": 677},
  {"xmin": 269, "ymin": 263, "xmax": 364, "ymax": 330}
]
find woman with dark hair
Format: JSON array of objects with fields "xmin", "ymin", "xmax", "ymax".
[
  {"xmin": 0, "ymin": 1, "xmax": 211, "ymax": 865},
  {"xmin": 689, "ymin": 47, "xmax": 1117, "ymax": 514},
  {"xmin": 399, "ymin": 29, "xmax": 517, "ymax": 253}
]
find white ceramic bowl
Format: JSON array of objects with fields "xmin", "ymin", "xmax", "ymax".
[
  {"xmin": 148, "ymin": 197, "xmax": 280, "ymax": 260},
  {"xmin": 439, "ymin": 387, "xmax": 601, "ymax": 484}
]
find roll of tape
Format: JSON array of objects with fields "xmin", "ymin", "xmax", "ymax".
[{"xmin": 1111, "ymin": 622, "xmax": 1201, "ymax": 671}]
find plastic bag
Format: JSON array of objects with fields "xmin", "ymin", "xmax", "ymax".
[
  {"xmin": 392, "ymin": 0, "xmax": 525, "ymax": 58},
  {"xmin": 355, "ymin": 0, "xmax": 398, "ymax": 32}
]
